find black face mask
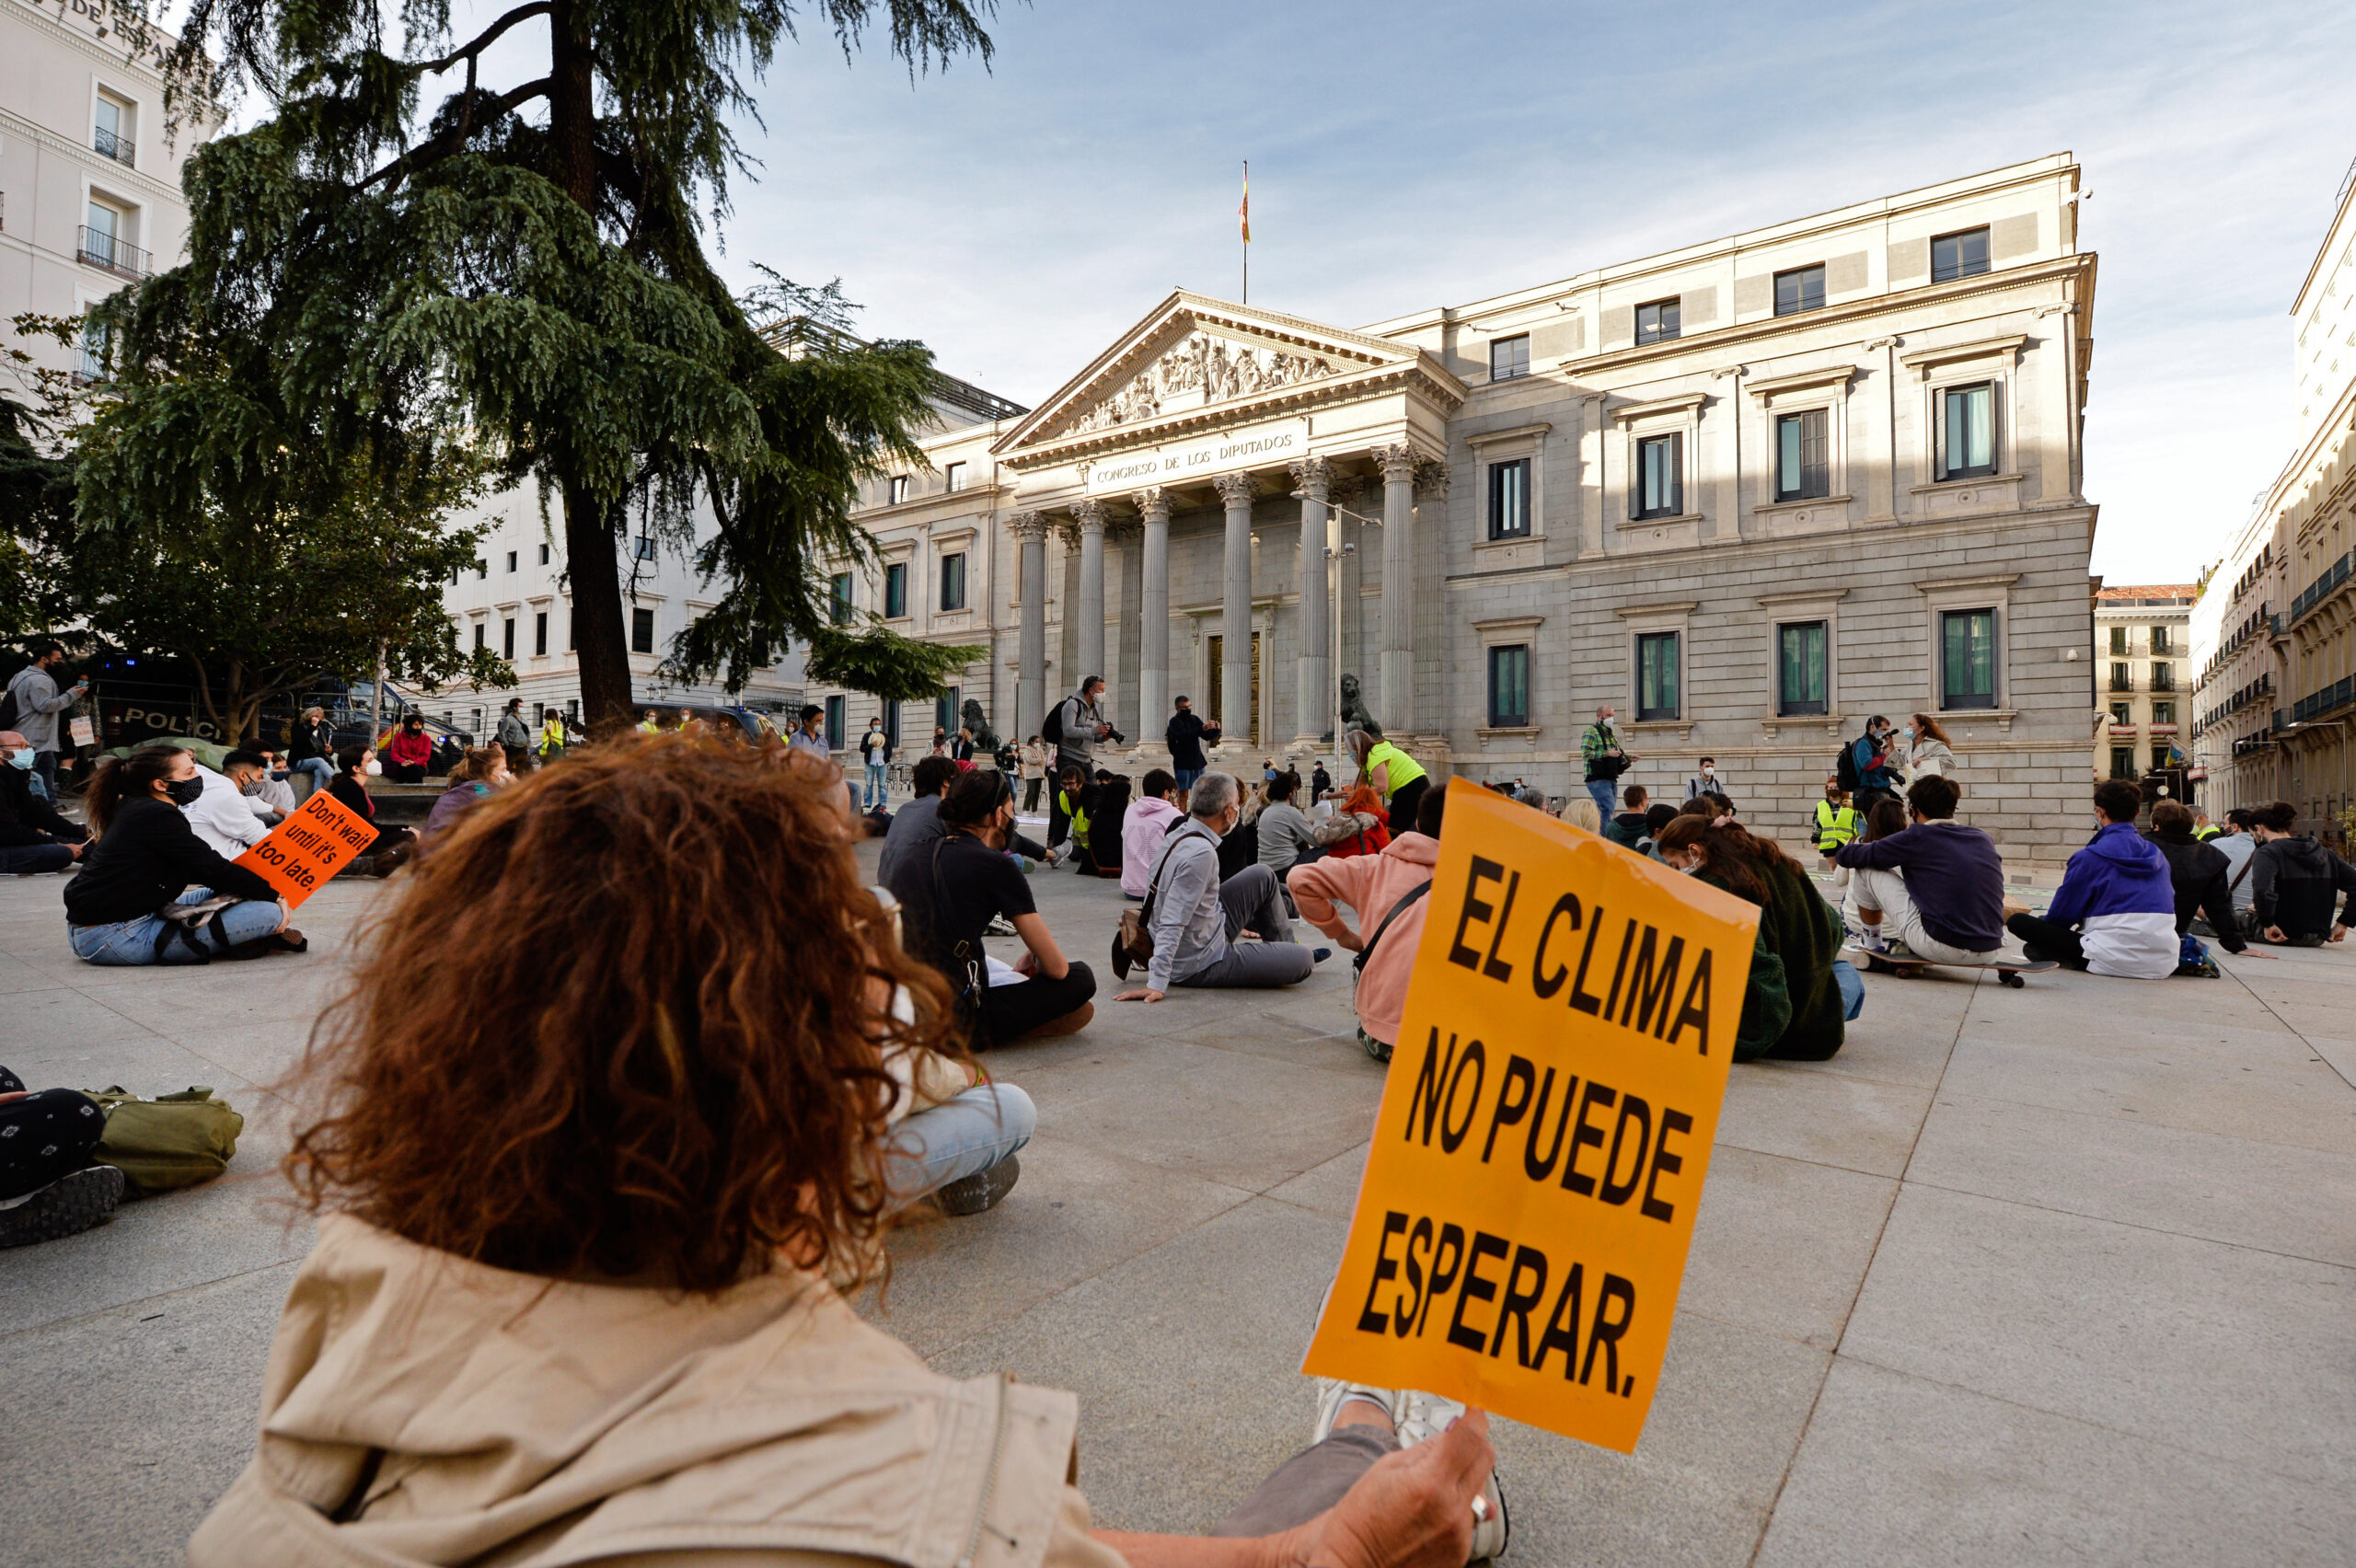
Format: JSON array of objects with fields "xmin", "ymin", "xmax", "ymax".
[{"xmin": 162, "ymin": 776, "xmax": 205, "ymax": 806}]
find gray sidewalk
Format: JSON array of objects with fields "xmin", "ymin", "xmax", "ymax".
[{"xmin": 3, "ymin": 852, "xmax": 2353, "ymax": 1566}]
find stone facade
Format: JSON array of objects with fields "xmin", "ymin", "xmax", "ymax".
[
  {"xmin": 2193, "ymin": 160, "xmax": 2356, "ymax": 830},
  {"xmin": 804, "ymin": 154, "xmax": 2103, "ymax": 862}
]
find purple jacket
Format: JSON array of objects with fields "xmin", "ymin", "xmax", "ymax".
[{"xmin": 2047, "ymin": 822, "xmax": 2176, "ymax": 926}]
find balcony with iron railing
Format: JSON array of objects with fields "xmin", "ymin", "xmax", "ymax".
[
  {"xmin": 76, "ymin": 225, "xmax": 148, "ymax": 280},
  {"xmin": 92, "ymin": 124, "xmax": 134, "ymax": 168},
  {"xmin": 2108, "ymin": 674, "xmax": 2135, "ymax": 694},
  {"xmin": 2149, "ymin": 671, "xmax": 2176, "ymax": 692},
  {"xmin": 2290, "ymin": 552, "xmax": 2355, "ymax": 628}
]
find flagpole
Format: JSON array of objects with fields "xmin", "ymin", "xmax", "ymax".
[{"xmin": 1242, "ymin": 160, "xmax": 1249, "ymax": 304}]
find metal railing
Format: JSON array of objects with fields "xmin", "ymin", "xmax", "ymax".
[
  {"xmin": 93, "ymin": 123, "xmax": 134, "ymax": 167},
  {"xmin": 76, "ymin": 225, "xmax": 147, "ymax": 280}
]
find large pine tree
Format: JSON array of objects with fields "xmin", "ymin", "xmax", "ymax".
[{"xmin": 100, "ymin": 0, "xmax": 996, "ymax": 730}]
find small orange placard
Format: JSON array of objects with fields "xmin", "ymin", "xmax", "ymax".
[{"xmin": 233, "ymin": 790, "xmax": 376, "ymax": 906}]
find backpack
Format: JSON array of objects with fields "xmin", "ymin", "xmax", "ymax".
[
  {"xmin": 81, "ymin": 1086, "xmax": 244, "ymax": 1193},
  {"xmin": 0, "ymin": 669, "xmax": 29, "ymax": 733},
  {"xmin": 1834, "ymin": 736, "xmax": 1863, "ymax": 793}
]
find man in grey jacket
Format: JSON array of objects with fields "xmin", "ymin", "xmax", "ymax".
[
  {"xmin": 5, "ymin": 643, "xmax": 87, "ymax": 799},
  {"xmin": 1114, "ymin": 772, "xmax": 1319, "ymax": 1001}
]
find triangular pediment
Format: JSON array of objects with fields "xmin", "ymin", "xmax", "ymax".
[{"xmin": 993, "ymin": 292, "xmax": 1431, "ymax": 459}]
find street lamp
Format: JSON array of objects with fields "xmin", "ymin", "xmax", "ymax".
[{"xmin": 1291, "ymin": 487, "xmax": 1380, "ymax": 790}]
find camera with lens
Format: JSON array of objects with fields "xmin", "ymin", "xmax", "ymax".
[{"xmin": 1103, "ymin": 727, "xmax": 1126, "ymax": 744}]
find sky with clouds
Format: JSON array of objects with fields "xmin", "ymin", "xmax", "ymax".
[{"xmin": 684, "ymin": 0, "xmax": 2354, "ymax": 585}]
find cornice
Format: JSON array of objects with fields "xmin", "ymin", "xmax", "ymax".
[
  {"xmin": 1746, "ymin": 364, "xmax": 1859, "ymax": 399},
  {"xmin": 0, "ymin": 106, "xmax": 190, "ymax": 207},
  {"xmin": 5, "ymin": 1, "xmax": 183, "ymax": 86},
  {"xmin": 1557, "ymin": 254, "xmax": 2095, "ymax": 381}
]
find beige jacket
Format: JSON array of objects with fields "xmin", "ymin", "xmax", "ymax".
[{"xmin": 190, "ymin": 1215, "xmax": 1126, "ymax": 1568}]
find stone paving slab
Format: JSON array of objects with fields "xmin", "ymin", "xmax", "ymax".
[{"xmin": 2, "ymin": 839, "xmax": 2352, "ymax": 1566}]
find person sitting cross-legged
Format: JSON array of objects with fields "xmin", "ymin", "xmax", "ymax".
[
  {"xmin": 2142, "ymin": 799, "xmax": 2248, "ymax": 970},
  {"xmin": 888, "ymin": 767, "xmax": 1096, "ymax": 1047},
  {"xmin": 186, "ymin": 737, "xmax": 1505, "ymax": 1568},
  {"xmin": 1654, "ymin": 813, "xmax": 1857, "ymax": 1061},
  {"xmin": 2004, "ymin": 778, "xmax": 2178, "ymax": 977},
  {"xmin": 0, "ymin": 729, "xmax": 87, "ymax": 874},
  {"xmin": 1114, "ymin": 771, "xmax": 1324, "ymax": 1001},
  {"xmin": 1832, "ymin": 774, "xmax": 2008, "ymax": 966},
  {"xmin": 2246, "ymin": 800, "xmax": 2356, "ymax": 946},
  {"xmin": 1290, "ymin": 784, "xmax": 1448, "ymax": 1060}
]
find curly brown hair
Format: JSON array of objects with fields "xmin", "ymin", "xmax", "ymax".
[
  {"xmin": 1653, "ymin": 814, "xmax": 1807, "ymax": 905},
  {"xmin": 282, "ymin": 734, "xmax": 963, "ymax": 1293}
]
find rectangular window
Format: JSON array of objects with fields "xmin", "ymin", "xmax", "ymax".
[
  {"xmin": 1931, "ymin": 225, "xmax": 1991, "ymax": 284},
  {"xmin": 2150, "ymin": 661, "xmax": 2173, "ymax": 691},
  {"xmin": 889, "ymin": 475, "xmax": 910, "ymax": 505},
  {"xmin": 632, "ymin": 535, "xmax": 656, "ymax": 560},
  {"xmin": 2108, "ymin": 702, "xmax": 2131, "ymax": 725},
  {"xmin": 1774, "ymin": 264, "xmax": 1826, "ymax": 316},
  {"xmin": 1487, "ymin": 458, "xmax": 1531, "ymax": 539},
  {"xmin": 936, "ymin": 686, "xmax": 961, "ymax": 737},
  {"xmin": 940, "ymin": 551, "xmax": 967, "ymax": 612},
  {"xmin": 2150, "ymin": 627, "xmax": 2171, "ymax": 654},
  {"xmin": 1776, "ymin": 621, "xmax": 1829, "ymax": 716},
  {"xmin": 1635, "ymin": 298, "xmax": 1680, "ymax": 345},
  {"xmin": 1636, "ymin": 631, "xmax": 1680, "ymax": 721},
  {"xmin": 2151, "ymin": 744, "xmax": 2171, "ymax": 772},
  {"xmin": 476, "ymin": 559, "xmax": 488, "ymax": 579},
  {"xmin": 1940, "ymin": 608, "xmax": 1997, "ymax": 709},
  {"xmin": 828, "ymin": 571, "xmax": 854, "ymax": 625},
  {"xmin": 825, "ymin": 696, "xmax": 846, "ymax": 750},
  {"xmin": 884, "ymin": 700, "xmax": 901, "ymax": 751},
  {"xmin": 2110, "ymin": 662, "xmax": 2133, "ymax": 693},
  {"xmin": 472, "ymin": 622, "xmax": 485, "ymax": 651},
  {"xmin": 533, "ymin": 612, "xmax": 548, "ymax": 657},
  {"xmin": 1489, "ymin": 334, "xmax": 1530, "ymax": 382},
  {"xmin": 1938, "ymin": 381, "xmax": 1997, "ymax": 479},
  {"xmin": 1486, "ymin": 644, "xmax": 1530, "ymax": 727},
  {"xmin": 2108, "ymin": 625, "xmax": 2128, "ymax": 654},
  {"xmin": 1635, "ymin": 432, "xmax": 1682, "ymax": 519},
  {"xmin": 2110, "ymin": 746, "xmax": 2137, "ymax": 780},
  {"xmin": 502, "ymin": 618, "xmax": 516, "ymax": 659},
  {"xmin": 502, "ymin": 549, "xmax": 514, "ymax": 572},
  {"xmin": 630, "ymin": 606, "xmax": 655, "ymax": 654},
  {"xmin": 944, "ymin": 461, "xmax": 967, "ymax": 492},
  {"xmin": 1773, "ymin": 409, "xmax": 1831, "ymax": 502},
  {"xmin": 538, "ymin": 543, "xmax": 550, "ymax": 565},
  {"xmin": 566, "ymin": 603, "xmax": 575, "ymax": 651},
  {"xmin": 2151, "ymin": 700, "xmax": 2175, "ymax": 725},
  {"xmin": 884, "ymin": 561, "xmax": 908, "ymax": 618},
  {"xmin": 93, "ymin": 92, "xmax": 133, "ymax": 167}
]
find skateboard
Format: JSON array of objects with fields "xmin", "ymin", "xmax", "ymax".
[{"xmin": 1841, "ymin": 946, "xmax": 2060, "ymax": 988}]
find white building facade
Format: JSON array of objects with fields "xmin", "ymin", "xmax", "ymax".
[
  {"xmin": 806, "ymin": 154, "xmax": 2104, "ymax": 861},
  {"xmin": 2093, "ymin": 585, "xmax": 2193, "ymax": 785},
  {"xmin": 0, "ymin": 0, "xmax": 210, "ymax": 383}
]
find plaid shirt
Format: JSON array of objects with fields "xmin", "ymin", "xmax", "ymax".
[{"xmin": 1581, "ymin": 723, "xmax": 1622, "ymax": 765}]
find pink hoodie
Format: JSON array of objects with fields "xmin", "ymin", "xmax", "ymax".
[
  {"xmin": 1122, "ymin": 795, "xmax": 1184, "ymax": 896},
  {"xmin": 1288, "ymin": 831, "xmax": 1440, "ymax": 1046}
]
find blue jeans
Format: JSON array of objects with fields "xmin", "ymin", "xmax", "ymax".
[
  {"xmin": 291, "ymin": 757, "xmax": 334, "ymax": 801},
  {"xmin": 68, "ymin": 887, "xmax": 285, "ymax": 965},
  {"xmin": 1586, "ymin": 778, "xmax": 1619, "ymax": 819},
  {"xmin": 884, "ymin": 1083, "xmax": 1034, "ymax": 1205},
  {"xmin": 1175, "ymin": 767, "xmax": 1204, "ymax": 792},
  {"xmin": 1832, "ymin": 958, "xmax": 1865, "ymax": 1020},
  {"xmin": 864, "ymin": 760, "xmax": 888, "ymax": 810}
]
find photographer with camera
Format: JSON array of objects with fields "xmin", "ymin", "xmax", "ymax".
[{"xmin": 1046, "ymin": 675, "xmax": 1114, "ymax": 849}]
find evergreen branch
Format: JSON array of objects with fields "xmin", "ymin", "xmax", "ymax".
[
  {"xmin": 358, "ymin": 77, "xmax": 555, "ymax": 190},
  {"xmin": 418, "ymin": 3, "xmax": 555, "ymax": 75}
]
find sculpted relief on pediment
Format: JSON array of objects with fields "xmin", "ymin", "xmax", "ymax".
[{"xmin": 1068, "ymin": 331, "xmax": 1339, "ymax": 436}]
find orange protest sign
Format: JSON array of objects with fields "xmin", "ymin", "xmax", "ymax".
[
  {"xmin": 1302, "ymin": 779, "xmax": 1761, "ymax": 1453},
  {"xmin": 233, "ymin": 790, "xmax": 375, "ymax": 907}
]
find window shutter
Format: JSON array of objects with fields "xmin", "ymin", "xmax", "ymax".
[
  {"xmin": 1669, "ymin": 432, "xmax": 1684, "ymax": 515},
  {"xmin": 1802, "ymin": 409, "xmax": 1830, "ymax": 498}
]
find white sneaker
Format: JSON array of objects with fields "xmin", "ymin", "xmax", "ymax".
[
  {"xmin": 1309, "ymin": 1380, "xmax": 1508, "ymax": 1562},
  {"xmin": 1311, "ymin": 1376, "xmax": 1400, "ymax": 1444}
]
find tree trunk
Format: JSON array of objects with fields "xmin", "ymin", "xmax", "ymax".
[
  {"xmin": 547, "ymin": 2, "xmax": 633, "ymax": 734},
  {"xmin": 564, "ymin": 479, "xmax": 634, "ymax": 733}
]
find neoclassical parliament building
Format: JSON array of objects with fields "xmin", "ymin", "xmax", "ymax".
[{"xmin": 813, "ymin": 153, "xmax": 2104, "ymax": 859}]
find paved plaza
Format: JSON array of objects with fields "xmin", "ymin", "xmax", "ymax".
[{"xmin": 5, "ymin": 843, "xmax": 2355, "ymax": 1567}]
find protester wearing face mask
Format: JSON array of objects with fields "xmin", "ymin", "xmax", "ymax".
[
  {"xmin": 176, "ymin": 753, "xmax": 275, "ymax": 859},
  {"xmin": 1849, "ymin": 716, "xmax": 1900, "ymax": 814},
  {"xmin": 1901, "ymin": 713, "xmax": 1956, "ymax": 784},
  {"xmin": 1683, "ymin": 756, "xmax": 1722, "ymax": 802},
  {"xmin": 3, "ymin": 642, "xmax": 90, "ymax": 801},
  {"xmin": 1579, "ymin": 704, "xmax": 1634, "ymax": 821},
  {"xmin": 887, "ymin": 767, "xmax": 1096, "ymax": 1046},
  {"xmin": 1114, "ymin": 771, "xmax": 1326, "ymax": 1002},
  {"xmin": 62, "ymin": 745, "xmax": 299, "ymax": 963},
  {"xmin": 222, "ymin": 749, "xmax": 295, "ymax": 824},
  {"xmin": 0, "ymin": 729, "xmax": 87, "ymax": 873},
  {"xmin": 328, "ymin": 745, "xmax": 418, "ymax": 877},
  {"xmin": 383, "ymin": 713, "xmax": 434, "ymax": 783},
  {"xmin": 1814, "ymin": 778, "xmax": 1861, "ymax": 867}
]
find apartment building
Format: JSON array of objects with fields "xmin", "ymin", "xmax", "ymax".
[
  {"xmin": 2193, "ymin": 156, "xmax": 2356, "ymax": 825},
  {"xmin": 0, "ymin": 0, "xmax": 213, "ymax": 382},
  {"xmin": 2093, "ymin": 584, "xmax": 2193, "ymax": 783}
]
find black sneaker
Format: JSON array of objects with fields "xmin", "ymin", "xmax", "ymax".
[
  {"xmin": 0, "ymin": 1165, "xmax": 125, "ymax": 1249},
  {"xmin": 934, "ymin": 1155, "xmax": 1021, "ymax": 1216}
]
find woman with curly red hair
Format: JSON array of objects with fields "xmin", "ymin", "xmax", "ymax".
[{"xmin": 191, "ymin": 736, "xmax": 1496, "ymax": 1568}]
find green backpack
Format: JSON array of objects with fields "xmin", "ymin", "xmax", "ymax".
[{"xmin": 81, "ymin": 1086, "xmax": 245, "ymax": 1194}]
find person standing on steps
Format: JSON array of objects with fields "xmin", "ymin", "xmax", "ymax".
[
  {"xmin": 1164, "ymin": 694, "xmax": 1218, "ymax": 796},
  {"xmin": 1580, "ymin": 704, "xmax": 1634, "ymax": 821},
  {"xmin": 1048, "ymin": 676, "xmax": 1111, "ymax": 848}
]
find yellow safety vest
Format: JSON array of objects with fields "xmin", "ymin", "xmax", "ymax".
[
  {"xmin": 1363, "ymin": 741, "xmax": 1427, "ymax": 800},
  {"xmin": 1060, "ymin": 790, "xmax": 1090, "ymax": 847},
  {"xmin": 1814, "ymin": 799, "xmax": 1860, "ymax": 848}
]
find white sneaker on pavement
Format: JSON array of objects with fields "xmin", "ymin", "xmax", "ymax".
[{"xmin": 1307, "ymin": 1378, "xmax": 1509, "ymax": 1562}]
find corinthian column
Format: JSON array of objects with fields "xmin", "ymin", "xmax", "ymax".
[
  {"xmin": 1374, "ymin": 444, "xmax": 1419, "ymax": 732},
  {"xmin": 1073, "ymin": 499, "xmax": 1109, "ymax": 689},
  {"xmin": 1133, "ymin": 487, "xmax": 1172, "ymax": 740},
  {"xmin": 1213, "ymin": 471, "xmax": 1258, "ymax": 744},
  {"xmin": 1011, "ymin": 512, "xmax": 1049, "ymax": 739},
  {"xmin": 1290, "ymin": 456, "xmax": 1332, "ymax": 746}
]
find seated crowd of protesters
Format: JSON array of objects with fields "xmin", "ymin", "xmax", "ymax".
[
  {"xmin": 886, "ymin": 766, "xmax": 1097, "ymax": 1048},
  {"xmin": 1652, "ymin": 813, "xmax": 1858, "ymax": 1062},
  {"xmin": 2140, "ymin": 800, "xmax": 2248, "ymax": 971},
  {"xmin": 1114, "ymin": 771, "xmax": 1326, "ymax": 1002},
  {"xmin": 325, "ymin": 745, "xmax": 418, "ymax": 877},
  {"xmin": 1289, "ymin": 784, "xmax": 1448, "ymax": 1060},
  {"xmin": 183, "ymin": 737, "xmax": 1504, "ymax": 1568}
]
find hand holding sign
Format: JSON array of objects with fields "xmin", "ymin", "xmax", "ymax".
[
  {"xmin": 1303, "ymin": 780, "xmax": 1760, "ymax": 1453},
  {"xmin": 233, "ymin": 790, "xmax": 375, "ymax": 909}
]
